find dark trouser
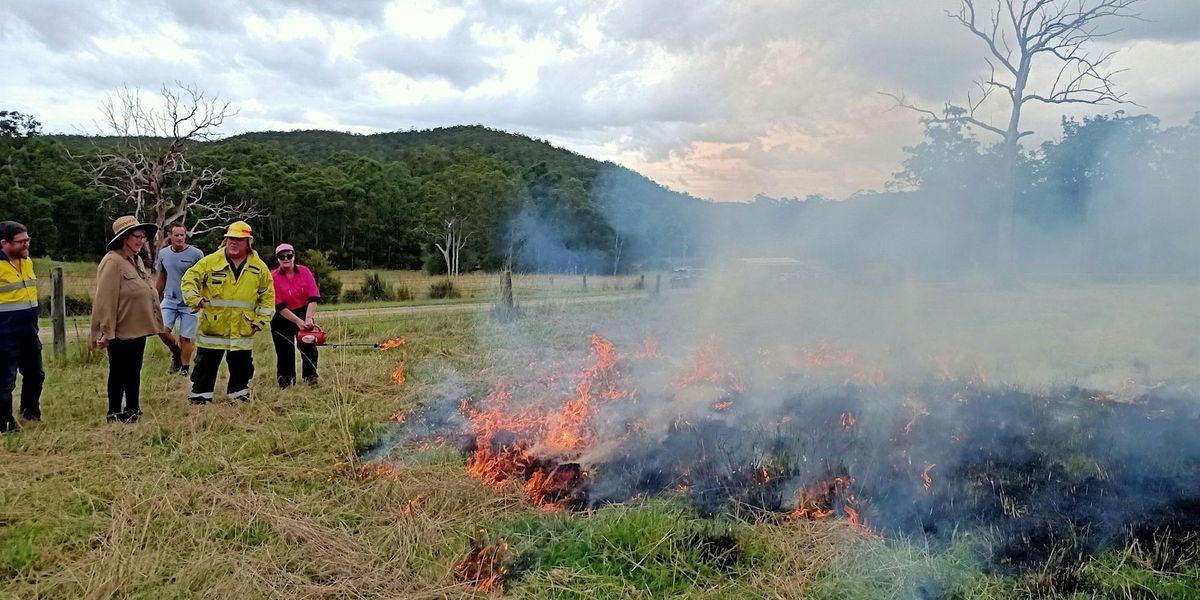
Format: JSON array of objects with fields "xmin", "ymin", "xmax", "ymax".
[
  {"xmin": 189, "ymin": 347, "xmax": 254, "ymax": 403},
  {"xmin": 271, "ymin": 309, "xmax": 318, "ymax": 388},
  {"xmin": 106, "ymin": 336, "xmax": 147, "ymax": 418},
  {"xmin": 0, "ymin": 331, "xmax": 44, "ymax": 429}
]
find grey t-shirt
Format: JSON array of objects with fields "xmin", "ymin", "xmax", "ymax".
[{"xmin": 155, "ymin": 245, "xmax": 205, "ymax": 302}]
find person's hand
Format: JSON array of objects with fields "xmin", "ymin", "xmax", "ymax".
[
  {"xmin": 251, "ymin": 324, "xmax": 261, "ymax": 333},
  {"xmin": 94, "ymin": 334, "xmax": 109, "ymax": 349},
  {"xmin": 192, "ymin": 299, "xmax": 208, "ymax": 313},
  {"xmin": 302, "ymin": 317, "xmax": 316, "ymax": 330}
]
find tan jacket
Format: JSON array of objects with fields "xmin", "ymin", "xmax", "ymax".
[{"xmin": 90, "ymin": 251, "xmax": 166, "ymax": 341}]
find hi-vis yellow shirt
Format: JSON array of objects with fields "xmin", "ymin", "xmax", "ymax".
[
  {"xmin": 180, "ymin": 249, "xmax": 274, "ymax": 350},
  {"xmin": 0, "ymin": 253, "xmax": 39, "ymax": 336}
]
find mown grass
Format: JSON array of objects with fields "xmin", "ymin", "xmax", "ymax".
[{"xmin": 3, "ymin": 283, "xmax": 1199, "ymax": 598}]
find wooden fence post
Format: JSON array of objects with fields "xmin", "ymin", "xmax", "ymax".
[
  {"xmin": 500, "ymin": 269, "xmax": 514, "ymax": 311},
  {"xmin": 582, "ymin": 274, "xmax": 587, "ymax": 292},
  {"xmin": 655, "ymin": 273, "xmax": 661, "ymax": 295},
  {"xmin": 51, "ymin": 266, "xmax": 66, "ymax": 360}
]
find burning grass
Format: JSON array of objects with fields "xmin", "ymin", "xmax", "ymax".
[
  {"xmin": 7, "ymin": 283, "xmax": 1200, "ymax": 599},
  {"xmin": 393, "ymin": 314, "xmax": 1200, "ymax": 595}
]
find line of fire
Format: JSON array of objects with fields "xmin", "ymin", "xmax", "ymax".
[{"xmin": 367, "ymin": 315, "xmax": 1199, "ymax": 592}]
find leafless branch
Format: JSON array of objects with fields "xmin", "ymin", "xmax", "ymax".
[
  {"xmin": 880, "ymin": 92, "xmax": 1008, "ymax": 138},
  {"xmin": 80, "ymin": 82, "xmax": 250, "ymax": 263}
]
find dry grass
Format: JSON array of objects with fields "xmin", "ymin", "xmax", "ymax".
[{"xmin": 5, "ymin": 281, "xmax": 1199, "ymax": 598}]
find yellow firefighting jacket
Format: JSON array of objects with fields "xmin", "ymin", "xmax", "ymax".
[
  {"xmin": 0, "ymin": 253, "xmax": 39, "ymax": 336},
  {"xmin": 180, "ymin": 248, "xmax": 275, "ymax": 350}
]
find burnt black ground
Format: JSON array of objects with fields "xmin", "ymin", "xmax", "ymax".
[{"xmin": 575, "ymin": 385, "xmax": 1200, "ymax": 572}]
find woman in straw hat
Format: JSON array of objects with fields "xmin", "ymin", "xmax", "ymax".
[{"xmin": 90, "ymin": 216, "xmax": 166, "ymax": 423}]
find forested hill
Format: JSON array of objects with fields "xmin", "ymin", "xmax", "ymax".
[
  {"xmin": 224, "ymin": 126, "xmax": 611, "ymax": 184},
  {"xmin": 22, "ymin": 125, "xmax": 706, "ymax": 273}
]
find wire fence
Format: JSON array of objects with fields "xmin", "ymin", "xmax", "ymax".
[
  {"xmin": 33, "ymin": 261, "xmax": 661, "ymax": 312},
  {"xmin": 335, "ymin": 270, "xmax": 657, "ymax": 302}
]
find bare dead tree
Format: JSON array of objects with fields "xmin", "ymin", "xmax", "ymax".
[
  {"xmin": 435, "ymin": 214, "xmax": 474, "ymax": 277},
  {"xmin": 885, "ymin": 0, "xmax": 1140, "ymax": 272},
  {"xmin": 81, "ymin": 83, "xmax": 260, "ymax": 262}
]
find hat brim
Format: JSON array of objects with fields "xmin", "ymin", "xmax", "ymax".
[{"xmin": 106, "ymin": 223, "xmax": 158, "ymax": 251}]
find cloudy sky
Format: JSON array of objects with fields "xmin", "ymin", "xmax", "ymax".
[{"xmin": 3, "ymin": 0, "xmax": 1198, "ymax": 201}]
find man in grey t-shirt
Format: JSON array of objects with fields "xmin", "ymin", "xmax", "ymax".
[{"xmin": 154, "ymin": 223, "xmax": 205, "ymax": 375}]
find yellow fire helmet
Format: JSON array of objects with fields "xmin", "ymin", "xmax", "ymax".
[{"xmin": 224, "ymin": 220, "xmax": 253, "ymax": 239}]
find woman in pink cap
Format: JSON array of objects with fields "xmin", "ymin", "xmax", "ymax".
[{"xmin": 269, "ymin": 243, "xmax": 321, "ymax": 387}]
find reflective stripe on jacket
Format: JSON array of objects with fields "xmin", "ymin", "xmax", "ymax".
[
  {"xmin": 0, "ymin": 252, "xmax": 39, "ymax": 336},
  {"xmin": 180, "ymin": 249, "xmax": 275, "ymax": 351}
]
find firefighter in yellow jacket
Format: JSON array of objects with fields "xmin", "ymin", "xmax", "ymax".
[
  {"xmin": 180, "ymin": 221, "xmax": 274, "ymax": 404},
  {"xmin": 1, "ymin": 221, "xmax": 43, "ymax": 432}
]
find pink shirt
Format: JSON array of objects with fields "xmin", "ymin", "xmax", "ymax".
[{"xmin": 271, "ymin": 265, "xmax": 320, "ymax": 311}]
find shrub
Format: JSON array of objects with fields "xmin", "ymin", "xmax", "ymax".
[
  {"xmin": 422, "ymin": 251, "xmax": 447, "ymax": 275},
  {"xmin": 359, "ymin": 273, "xmax": 394, "ymax": 301},
  {"xmin": 428, "ymin": 279, "xmax": 460, "ymax": 299},
  {"xmin": 395, "ymin": 285, "xmax": 413, "ymax": 301},
  {"xmin": 303, "ymin": 250, "xmax": 342, "ymax": 304}
]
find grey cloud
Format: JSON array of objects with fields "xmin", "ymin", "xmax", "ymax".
[
  {"xmin": 36, "ymin": 54, "xmax": 208, "ymax": 93},
  {"xmin": 240, "ymin": 36, "xmax": 364, "ymax": 89},
  {"xmin": 281, "ymin": 0, "xmax": 392, "ymax": 21},
  {"xmin": 357, "ymin": 23, "xmax": 498, "ymax": 88},
  {"xmin": 454, "ymin": 0, "xmax": 596, "ymax": 45},
  {"xmin": 160, "ymin": 0, "xmax": 246, "ymax": 32},
  {"xmin": 1101, "ymin": 0, "xmax": 1200, "ymax": 42},
  {"xmin": 161, "ymin": 0, "xmax": 390, "ymax": 27},
  {"xmin": 600, "ymin": 0, "xmax": 728, "ymax": 51},
  {"xmin": 3, "ymin": 0, "xmax": 113, "ymax": 50}
]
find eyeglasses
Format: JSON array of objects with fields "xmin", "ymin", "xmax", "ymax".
[
  {"xmin": 129, "ymin": 233, "xmax": 147, "ymax": 240},
  {"xmin": 277, "ymin": 253, "xmax": 295, "ymax": 260},
  {"xmin": 8, "ymin": 237, "xmax": 31, "ymax": 245}
]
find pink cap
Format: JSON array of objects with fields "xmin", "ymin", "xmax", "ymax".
[{"xmin": 274, "ymin": 243, "xmax": 295, "ymax": 257}]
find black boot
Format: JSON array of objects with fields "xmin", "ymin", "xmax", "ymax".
[
  {"xmin": 1, "ymin": 418, "xmax": 19, "ymax": 434},
  {"xmin": 169, "ymin": 347, "xmax": 183, "ymax": 374}
]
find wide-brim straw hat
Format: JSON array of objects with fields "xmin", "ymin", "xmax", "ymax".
[{"xmin": 107, "ymin": 215, "xmax": 158, "ymax": 251}]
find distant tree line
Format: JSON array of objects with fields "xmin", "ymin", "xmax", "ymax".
[
  {"xmin": 724, "ymin": 111, "xmax": 1200, "ymax": 278},
  {"xmin": 0, "ymin": 123, "xmax": 701, "ymax": 274},
  {"xmin": 2, "ymin": 113, "xmax": 1196, "ymax": 279}
]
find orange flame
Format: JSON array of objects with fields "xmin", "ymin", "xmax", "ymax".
[
  {"xmin": 453, "ymin": 534, "xmax": 509, "ymax": 592},
  {"xmin": 786, "ymin": 474, "xmax": 853, "ymax": 521},
  {"xmin": 378, "ymin": 337, "xmax": 406, "ymax": 351},
  {"xmin": 401, "ymin": 494, "xmax": 425, "ymax": 516},
  {"xmin": 637, "ymin": 335, "xmax": 660, "ymax": 359},
  {"xmin": 672, "ymin": 336, "xmax": 742, "ymax": 395},
  {"xmin": 457, "ymin": 336, "xmax": 629, "ymax": 507},
  {"xmin": 922, "ymin": 464, "xmax": 936, "ymax": 490},
  {"xmin": 391, "ymin": 411, "xmax": 407, "ymax": 424},
  {"xmin": 392, "ymin": 361, "xmax": 406, "ymax": 385},
  {"xmin": 800, "ymin": 344, "xmax": 857, "ymax": 369},
  {"xmin": 713, "ymin": 400, "xmax": 733, "ymax": 411},
  {"xmin": 840, "ymin": 411, "xmax": 857, "ymax": 429}
]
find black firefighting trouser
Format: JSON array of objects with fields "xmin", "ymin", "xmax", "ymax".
[
  {"xmin": 0, "ymin": 330, "xmax": 43, "ymax": 430},
  {"xmin": 189, "ymin": 347, "xmax": 254, "ymax": 403},
  {"xmin": 270, "ymin": 307, "xmax": 318, "ymax": 388}
]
